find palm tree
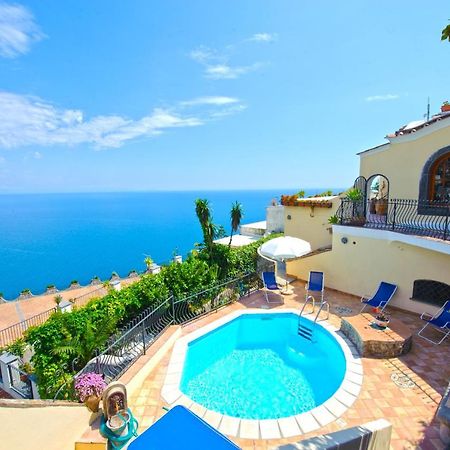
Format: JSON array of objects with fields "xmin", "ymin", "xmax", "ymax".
[
  {"xmin": 144, "ymin": 256, "xmax": 153, "ymax": 272},
  {"xmin": 195, "ymin": 199, "xmax": 214, "ymax": 252},
  {"xmin": 229, "ymin": 201, "xmax": 243, "ymax": 247},
  {"xmin": 51, "ymin": 317, "xmax": 118, "ymax": 370}
]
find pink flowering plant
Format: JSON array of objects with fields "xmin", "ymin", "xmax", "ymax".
[{"xmin": 74, "ymin": 372, "xmax": 107, "ymax": 402}]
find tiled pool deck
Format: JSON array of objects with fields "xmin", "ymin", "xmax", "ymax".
[
  {"xmin": 161, "ymin": 308, "xmax": 363, "ymax": 439},
  {"xmin": 125, "ymin": 282, "xmax": 450, "ymax": 450}
]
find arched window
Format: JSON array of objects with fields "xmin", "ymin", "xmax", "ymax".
[
  {"xmin": 429, "ymin": 153, "xmax": 450, "ymax": 202},
  {"xmin": 419, "ymin": 146, "xmax": 450, "ymax": 212}
]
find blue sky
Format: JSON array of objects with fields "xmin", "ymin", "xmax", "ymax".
[{"xmin": 0, "ymin": 0, "xmax": 449, "ymax": 193}]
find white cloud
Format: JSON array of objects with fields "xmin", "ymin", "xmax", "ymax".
[
  {"xmin": 210, "ymin": 104, "xmax": 247, "ymax": 118},
  {"xmin": 189, "ymin": 47, "xmax": 221, "ymax": 65},
  {"xmin": 189, "ymin": 34, "xmax": 273, "ymax": 80},
  {"xmin": 205, "ymin": 63, "xmax": 261, "ymax": 80},
  {"xmin": 0, "ymin": 91, "xmax": 245, "ymax": 149},
  {"xmin": 33, "ymin": 151, "xmax": 42, "ymax": 159},
  {"xmin": 249, "ymin": 33, "xmax": 277, "ymax": 43},
  {"xmin": 0, "ymin": 2, "xmax": 45, "ymax": 58},
  {"xmin": 365, "ymin": 94, "xmax": 400, "ymax": 102},
  {"xmin": 180, "ymin": 96, "xmax": 240, "ymax": 107}
]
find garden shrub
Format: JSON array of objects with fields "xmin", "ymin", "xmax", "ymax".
[{"xmin": 22, "ymin": 233, "xmax": 281, "ymax": 398}]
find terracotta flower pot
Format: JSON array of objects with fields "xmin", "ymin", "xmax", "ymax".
[
  {"xmin": 84, "ymin": 395, "xmax": 101, "ymax": 413},
  {"xmin": 349, "ymin": 217, "xmax": 366, "ymax": 226},
  {"xmin": 441, "ymin": 104, "xmax": 450, "ymax": 112},
  {"xmin": 375, "ymin": 199, "xmax": 387, "ymax": 215}
]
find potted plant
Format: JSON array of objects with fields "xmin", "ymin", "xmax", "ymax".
[
  {"xmin": 372, "ymin": 307, "xmax": 390, "ymax": 329},
  {"xmin": 281, "ymin": 194, "xmax": 299, "ymax": 206},
  {"xmin": 328, "ymin": 214, "xmax": 339, "ymax": 225},
  {"xmin": 54, "ymin": 294, "xmax": 63, "ymax": 306},
  {"xmin": 69, "ymin": 280, "xmax": 80, "ymax": 289},
  {"xmin": 91, "ymin": 276, "xmax": 101, "ymax": 285},
  {"xmin": 144, "ymin": 256, "xmax": 153, "ymax": 272},
  {"xmin": 19, "ymin": 362, "xmax": 34, "ymax": 382},
  {"xmin": 346, "ymin": 187, "xmax": 363, "ymax": 202},
  {"xmin": 46, "ymin": 284, "xmax": 58, "ymax": 294},
  {"xmin": 345, "ymin": 188, "xmax": 366, "ymax": 226},
  {"xmin": 19, "ymin": 288, "xmax": 32, "ymax": 299},
  {"xmin": 172, "ymin": 249, "xmax": 182, "ymax": 264},
  {"xmin": 74, "ymin": 372, "xmax": 107, "ymax": 413},
  {"xmin": 375, "ymin": 198, "xmax": 388, "ymax": 215},
  {"xmin": 144, "ymin": 256, "xmax": 160, "ymax": 274},
  {"xmin": 441, "ymin": 101, "xmax": 450, "ymax": 113},
  {"xmin": 327, "ymin": 214, "xmax": 339, "ymax": 233}
]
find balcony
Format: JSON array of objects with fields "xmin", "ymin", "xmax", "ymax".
[{"xmin": 337, "ymin": 198, "xmax": 450, "ymax": 241}]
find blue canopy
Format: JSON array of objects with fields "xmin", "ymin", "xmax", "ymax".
[{"xmin": 128, "ymin": 405, "xmax": 241, "ymax": 450}]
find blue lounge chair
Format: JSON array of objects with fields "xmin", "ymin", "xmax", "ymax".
[
  {"xmin": 261, "ymin": 271, "xmax": 283, "ymax": 304},
  {"xmin": 360, "ymin": 282, "xmax": 397, "ymax": 313},
  {"xmin": 418, "ymin": 301, "xmax": 450, "ymax": 345},
  {"xmin": 128, "ymin": 405, "xmax": 240, "ymax": 450},
  {"xmin": 306, "ymin": 271, "xmax": 325, "ymax": 303}
]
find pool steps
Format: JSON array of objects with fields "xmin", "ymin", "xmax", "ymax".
[
  {"xmin": 297, "ymin": 298, "xmax": 330, "ymax": 341},
  {"xmin": 297, "ymin": 323, "xmax": 313, "ymax": 341}
]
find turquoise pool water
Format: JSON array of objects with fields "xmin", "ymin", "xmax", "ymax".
[{"xmin": 180, "ymin": 313, "xmax": 347, "ymax": 420}]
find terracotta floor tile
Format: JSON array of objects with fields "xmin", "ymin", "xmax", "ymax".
[{"xmin": 117, "ymin": 284, "xmax": 449, "ymax": 449}]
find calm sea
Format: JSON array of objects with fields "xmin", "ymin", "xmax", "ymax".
[{"xmin": 0, "ymin": 189, "xmax": 334, "ymax": 299}]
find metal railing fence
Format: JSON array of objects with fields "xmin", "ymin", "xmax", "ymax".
[
  {"xmin": 0, "ymin": 285, "xmax": 108, "ymax": 348},
  {"xmin": 53, "ymin": 272, "xmax": 260, "ymax": 399},
  {"xmin": 70, "ymin": 285, "xmax": 107, "ymax": 308},
  {"xmin": 338, "ymin": 198, "xmax": 450, "ymax": 240},
  {"xmin": 0, "ymin": 307, "xmax": 57, "ymax": 348},
  {"xmin": 7, "ymin": 364, "xmax": 33, "ymax": 398}
]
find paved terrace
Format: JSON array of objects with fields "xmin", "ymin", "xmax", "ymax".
[
  {"xmin": 0, "ymin": 277, "xmax": 139, "ymax": 331},
  {"xmin": 114, "ymin": 282, "xmax": 449, "ymax": 450}
]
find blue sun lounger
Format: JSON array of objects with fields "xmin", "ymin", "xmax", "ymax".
[
  {"xmin": 360, "ymin": 282, "xmax": 397, "ymax": 313},
  {"xmin": 262, "ymin": 271, "xmax": 283, "ymax": 304},
  {"xmin": 418, "ymin": 300, "xmax": 450, "ymax": 345},
  {"xmin": 306, "ymin": 271, "xmax": 325, "ymax": 303},
  {"xmin": 127, "ymin": 405, "xmax": 241, "ymax": 450}
]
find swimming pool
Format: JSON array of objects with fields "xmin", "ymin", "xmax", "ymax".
[{"xmin": 179, "ymin": 312, "xmax": 347, "ymax": 420}]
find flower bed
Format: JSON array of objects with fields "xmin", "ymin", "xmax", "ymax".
[{"xmin": 281, "ymin": 194, "xmax": 333, "ymax": 208}]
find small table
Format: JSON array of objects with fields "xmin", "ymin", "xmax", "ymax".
[{"xmin": 340, "ymin": 313, "xmax": 412, "ymax": 357}]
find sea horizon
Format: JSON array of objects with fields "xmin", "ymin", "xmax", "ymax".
[
  {"xmin": 0, "ymin": 186, "xmax": 346, "ymax": 195},
  {"xmin": 0, "ymin": 188, "xmax": 344, "ymax": 300}
]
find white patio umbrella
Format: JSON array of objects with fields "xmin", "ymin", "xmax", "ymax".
[{"xmin": 259, "ymin": 236, "xmax": 312, "ymax": 261}]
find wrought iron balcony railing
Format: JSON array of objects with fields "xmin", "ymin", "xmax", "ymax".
[{"xmin": 337, "ymin": 198, "xmax": 450, "ymax": 241}]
